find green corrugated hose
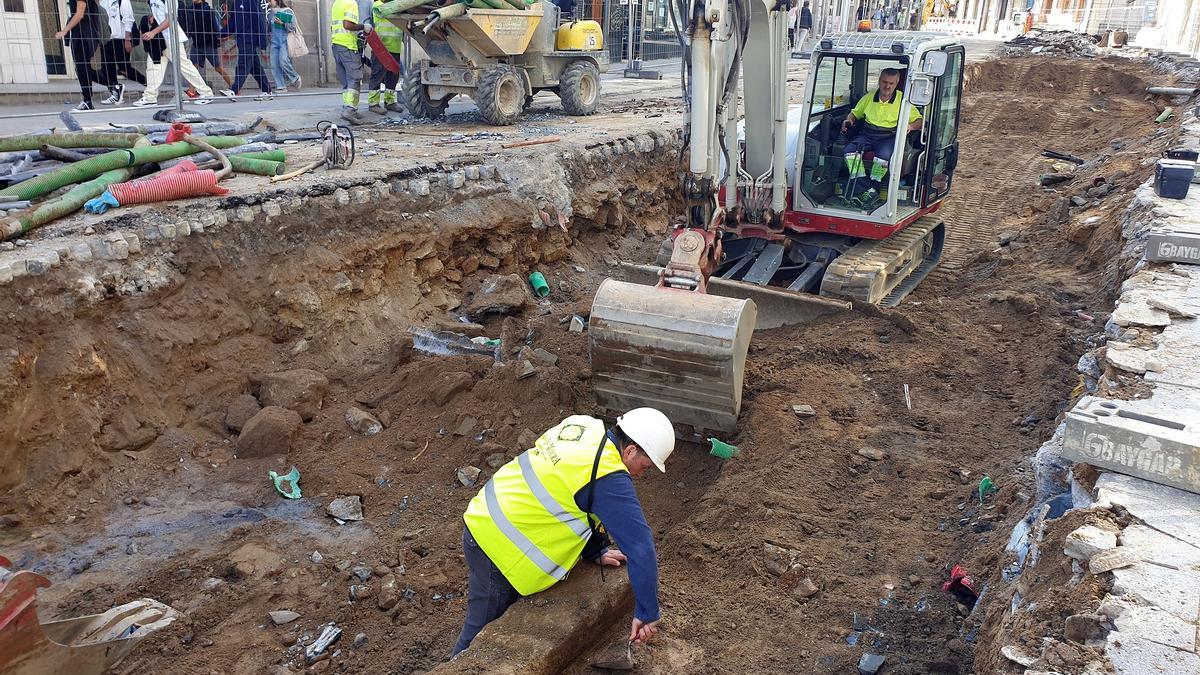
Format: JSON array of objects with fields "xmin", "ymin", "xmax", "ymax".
[
  {"xmin": 1, "ymin": 167, "xmax": 135, "ymax": 240},
  {"xmin": 0, "ymin": 136, "xmax": 246, "ymax": 202},
  {"xmin": 229, "ymin": 156, "xmax": 285, "ymax": 176},
  {"xmin": 237, "ymin": 150, "xmax": 286, "ymax": 163},
  {"xmin": 0, "ymin": 132, "xmax": 144, "ymax": 153}
]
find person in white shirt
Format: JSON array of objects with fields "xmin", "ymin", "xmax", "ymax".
[
  {"xmin": 135, "ymin": 0, "xmax": 231, "ymax": 106},
  {"xmin": 97, "ymin": 0, "xmax": 145, "ymax": 104}
]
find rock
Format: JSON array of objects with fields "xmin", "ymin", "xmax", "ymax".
[
  {"xmin": 530, "ymin": 348, "xmax": 559, "ymax": 366},
  {"xmin": 1105, "ymin": 343, "xmax": 1161, "ymax": 374},
  {"xmin": 377, "ymin": 574, "xmax": 401, "ymax": 610},
  {"xmin": 269, "ymin": 610, "xmax": 301, "ymax": 625},
  {"xmin": 517, "ymin": 428, "xmax": 539, "ymax": 449},
  {"xmin": 998, "ymin": 230, "xmax": 1020, "ymax": 245},
  {"xmin": 1070, "ymin": 195, "xmax": 1089, "ymax": 207},
  {"xmin": 1000, "ymin": 644, "xmax": 1038, "ymax": 667},
  {"xmin": 1088, "ymin": 546, "xmax": 1140, "ymax": 574},
  {"xmin": 1064, "ymin": 613, "xmax": 1107, "ymax": 643},
  {"xmin": 1064, "ymin": 524, "xmax": 1118, "ymax": 562},
  {"xmin": 569, "ymin": 315, "xmax": 585, "ymax": 332},
  {"xmin": 352, "ymin": 566, "xmax": 372, "ymax": 581},
  {"xmin": 518, "ymin": 360, "xmax": 537, "ymax": 379},
  {"xmin": 256, "ymin": 369, "xmax": 329, "ymax": 421},
  {"xmin": 373, "ymin": 564, "xmax": 391, "ymax": 577},
  {"xmin": 224, "ymin": 395, "xmax": 262, "ymax": 433},
  {"xmin": 201, "ymin": 577, "xmax": 224, "ymax": 591},
  {"xmin": 792, "ymin": 577, "xmax": 819, "ymax": 599},
  {"xmin": 486, "ymin": 453, "xmax": 506, "ymax": 469},
  {"xmin": 427, "ymin": 371, "xmax": 474, "ymax": 405},
  {"xmin": 345, "ymin": 407, "xmax": 383, "ymax": 436},
  {"xmin": 857, "ymin": 448, "xmax": 887, "ymax": 461},
  {"xmin": 1111, "ymin": 301, "xmax": 1170, "ymax": 328},
  {"xmin": 332, "ymin": 272, "xmax": 354, "ymax": 294},
  {"xmin": 236, "ymin": 407, "xmax": 302, "ymax": 458},
  {"xmin": 349, "ymin": 584, "xmax": 374, "ymax": 601},
  {"xmin": 310, "ymin": 551, "xmax": 324, "ymax": 564},
  {"xmin": 762, "ymin": 542, "xmax": 800, "ymax": 576},
  {"xmin": 457, "ymin": 466, "xmax": 481, "ymax": 487},
  {"xmin": 1076, "ymin": 352, "xmax": 1102, "ymax": 379},
  {"xmin": 857, "ymin": 653, "xmax": 885, "ymax": 674},
  {"xmin": 463, "ymin": 274, "xmax": 530, "ymax": 319},
  {"xmin": 791, "ymin": 404, "xmax": 816, "ymax": 417},
  {"xmin": 1044, "ymin": 196, "xmax": 1070, "ymax": 226},
  {"xmin": 326, "ymin": 495, "xmax": 364, "ymax": 522},
  {"xmin": 0, "ymin": 514, "xmax": 21, "ymax": 529},
  {"xmin": 453, "ymin": 417, "xmax": 478, "ymax": 436},
  {"xmin": 231, "ymin": 561, "xmax": 255, "ymax": 579},
  {"xmin": 126, "ymin": 541, "xmax": 139, "ymax": 554},
  {"xmin": 352, "ymin": 633, "xmax": 368, "ymax": 649}
]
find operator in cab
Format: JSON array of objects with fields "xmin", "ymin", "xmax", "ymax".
[
  {"xmin": 450, "ymin": 408, "xmax": 674, "ymax": 658},
  {"xmin": 839, "ymin": 67, "xmax": 924, "ymax": 204}
]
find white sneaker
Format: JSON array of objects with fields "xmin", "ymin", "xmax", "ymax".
[
  {"xmin": 73, "ymin": 100, "xmax": 94, "ymax": 111},
  {"xmin": 194, "ymin": 97, "xmax": 212, "ymax": 105},
  {"xmin": 218, "ymin": 89, "xmax": 237, "ymax": 100},
  {"xmin": 254, "ymin": 92, "xmax": 274, "ymax": 101},
  {"xmin": 275, "ymin": 87, "xmax": 289, "ymax": 94},
  {"xmin": 291, "ymin": 75, "xmax": 301, "ymax": 90},
  {"xmin": 101, "ymin": 84, "xmax": 124, "ymax": 105},
  {"xmin": 132, "ymin": 98, "xmax": 154, "ymax": 107}
]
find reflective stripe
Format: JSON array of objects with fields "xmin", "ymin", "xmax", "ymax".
[
  {"xmin": 484, "ymin": 479, "xmax": 570, "ymax": 581},
  {"xmin": 518, "ymin": 451, "xmax": 591, "ymax": 540}
]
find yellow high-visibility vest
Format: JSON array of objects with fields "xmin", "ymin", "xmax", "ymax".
[
  {"xmin": 463, "ymin": 415, "xmax": 628, "ymax": 595},
  {"xmin": 331, "ymin": 0, "xmax": 359, "ymax": 50}
]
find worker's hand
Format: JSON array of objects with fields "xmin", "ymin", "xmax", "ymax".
[
  {"xmin": 841, "ymin": 117, "xmax": 852, "ymax": 134},
  {"xmin": 598, "ymin": 548, "xmax": 627, "ymax": 567},
  {"xmin": 629, "ymin": 618, "xmax": 659, "ymax": 644}
]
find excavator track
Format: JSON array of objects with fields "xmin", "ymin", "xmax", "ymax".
[{"xmin": 819, "ymin": 216, "xmax": 946, "ymax": 307}]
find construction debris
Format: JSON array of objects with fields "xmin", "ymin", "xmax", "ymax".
[{"xmin": 1005, "ymin": 29, "xmax": 1099, "ymax": 57}]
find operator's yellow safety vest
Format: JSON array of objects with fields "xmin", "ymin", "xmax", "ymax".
[
  {"xmin": 371, "ymin": 0, "xmax": 405, "ymax": 54},
  {"xmin": 851, "ymin": 89, "xmax": 923, "ymax": 130},
  {"xmin": 331, "ymin": 0, "xmax": 360, "ymax": 50},
  {"xmin": 464, "ymin": 415, "xmax": 628, "ymax": 595}
]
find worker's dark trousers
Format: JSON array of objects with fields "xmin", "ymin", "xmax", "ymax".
[{"xmin": 451, "ymin": 527, "xmax": 520, "ymax": 657}]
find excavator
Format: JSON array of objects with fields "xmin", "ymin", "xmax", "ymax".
[{"xmin": 589, "ymin": 3, "xmax": 965, "ymax": 435}]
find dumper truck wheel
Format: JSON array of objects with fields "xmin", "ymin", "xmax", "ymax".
[
  {"xmin": 475, "ymin": 65, "xmax": 525, "ymax": 126},
  {"xmin": 559, "ymin": 60, "xmax": 600, "ymax": 116},
  {"xmin": 403, "ymin": 61, "xmax": 451, "ymax": 120}
]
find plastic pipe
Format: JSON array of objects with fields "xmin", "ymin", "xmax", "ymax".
[
  {"xmin": 0, "ymin": 167, "xmax": 134, "ymax": 240},
  {"xmin": 237, "ymin": 150, "xmax": 286, "ymax": 162},
  {"xmin": 528, "ymin": 271, "xmax": 550, "ymax": 297},
  {"xmin": 228, "ymin": 156, "xmax": 285, "ymax": 175},
  {"xmin": 0, "ymin": 136, "xmax": 245, "ymax": 201},
  {"xmin": 0, "ymin": 133, "xmax": 144, "ymax": 153},
  {"xmin": 1147, "ymin": 86, "xmax": 1199, "ymax": 97}
]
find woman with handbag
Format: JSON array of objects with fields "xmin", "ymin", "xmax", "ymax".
[{"xmin": 270, "ymin": 0, "xmax": 303, "ymax": 92}]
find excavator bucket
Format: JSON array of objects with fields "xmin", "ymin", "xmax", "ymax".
[
  {"xmin": 589, "ymin": 278, "xmax": 757, "ymax": 434},
  {"xmin": 589, "ymin": 269, "xmax": 852, "ymax": 434},
  {"xmin": 0, "ymin": 556, "xmax": 179, "ymax": 675}
]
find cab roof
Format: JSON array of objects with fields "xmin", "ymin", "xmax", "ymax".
[{"xmin": 817, "ymin": 31, "xmax": 959, "ymax": 56}]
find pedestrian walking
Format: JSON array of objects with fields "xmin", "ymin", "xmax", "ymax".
[
  {"xmin": 787, "ymin": 0, "xmax": 798, "ymax": 51},
  {"xmin": 330, "ymin": 0, "xmax": 367, "ymax": 123},
  {"xmin": 796, "ymin": 1, "xmax": 812, "ymax": 51},
  {"xmin": 178, "ymin": 0, "xmax": 235, "ymax": 93},
  {"xmin": 97, "ymin": 0, "xmax": 145, "ymax": 104},
  {"xmin": 55, "ymin": 0, "xmax": 119, "ymax": 110},
  {"xmin": 366, "ymin": 0, "xmax": 403, "ymax": 113},
  {"xmin": 225, "ymin": 0, "xmax": 273, "ymax": 99},
  {"xmin": 135, "ymin": 0, "xmax": 229, "ymax": 106},
  {"xmin": 269, "ymin": 0, "xmax": 302, "ymax": 92}
]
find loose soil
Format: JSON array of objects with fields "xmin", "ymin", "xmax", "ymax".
[{"xmin": 0, "ymin": 54, "xmax": 1181, "ymax": 674}]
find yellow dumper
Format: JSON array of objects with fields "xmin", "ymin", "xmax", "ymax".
[{"xmin": 380, "ymin": 0, "xmax": 608, "ymax": 125}]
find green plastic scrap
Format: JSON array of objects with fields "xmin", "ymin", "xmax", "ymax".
[
  {"xmin": 270, "ymin": 466, "xmax": 302, "ymax": 499},
  {"xmin": 708, "ymin": 437, "xmax": 739, "ymax": 460},
  {"xmin": 978, "ymin": 475, "xmax": 998, "ymax": 504}
]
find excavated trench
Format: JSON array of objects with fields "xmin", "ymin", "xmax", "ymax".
[{"xmin": 0, "ymin": 54, "xmax": 1181, "ymax": 675}]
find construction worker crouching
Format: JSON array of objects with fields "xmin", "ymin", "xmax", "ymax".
[
  {"xmin": 840, "ymin": 67, "xmax": 924, "ymax": 207},
  {"xmin": 452, "ymin": 407, "xmax": 675, "ymax": 656},
  {"xmin": 368, "ymin": 0, "xmax": 405, "ymax": 114},
  {"xmin": 331, "ymin": 0, "xmax": 366, "ymax": 123}
]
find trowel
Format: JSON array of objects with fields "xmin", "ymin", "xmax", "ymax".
[{"xmin": 590, "ymin": 640, "xmax": 634, "ymax": 671}]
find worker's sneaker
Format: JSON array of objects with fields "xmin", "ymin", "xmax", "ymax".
[
  {"xmin": 218, "ymin": 89, "xmax": 237, "ymax": 100},
  {"xmin": 101, "ymin": 84, "xmax": 124, "ymax": 105},
  {"xmin": 73, "ymin": 100, "xmax": 95, "ymax": 111},
  {"xmin": 386, "ymin": 102, "xmax": 404, "ymax": 113},
  {"xmin": 368, "ymin": 103, "xmax": 388, "ymax": 115},
  {"xmin": 132, "ymin": 98, "xmax": 154, "ymax": 107}
]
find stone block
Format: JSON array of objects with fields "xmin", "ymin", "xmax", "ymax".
[
  {"xmin": 1145, "ymin": 224, "xmax": 1200, "ymax": 264},
  {"xmin": 123, "ymin": 232, "xmax": 140, "ymax": 254},
  {"xmin": 350, "ymin": 187, "xmax": 371, "ymax": 203},
  {"xmin": 465, "ymin": 166, "xmax": 481, "ymax": 181},
  {"xmin": 0, "ymin": 262, "xmax": 12, "ymax": 284},
  {"xmin": 1063, "ymin": 397, "xmax": 1200, "ymax": 494},
  {"xmin": 334, "ymin": 188, "xmax": 350, "ymax": 205},
  {"xmin": 1095, "ymin": 472, "xmax": 1200, "ymax": 549},
  {"xmin": 70, "ymin": 243, "xmax": 93, "ymax": 263},
  {"xmin": 1111, "ymin": 300, "xmax": 1170, "ymax": 327},
  {"xmin": 93, "ymin": 234, "xmax": 129, "ymax": 260},
  {"xmin": 447, "ymin": 172, "xmax": 466, "ymax": 189},
  {"xmin": 1064, "ymin": 524, "xmax": 1118, "ymax": 561},
  {"xmin": 159, "ymin": 223, "xmax": 178, "ymax": 240},
  {"xmin": 262, "ymin": 200, "xmax": 283, "ymax": 217},
  {"xmin": 177, "ymin": 220, "xmax": 191, "ymax": 236},
  {"xmin": 411, "ymin": 178, "xmax": 431, "ymax": 196}
]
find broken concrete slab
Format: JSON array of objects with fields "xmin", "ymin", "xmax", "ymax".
[
  {"xmin": 1105, "ymin": 633, "xmax": 1200, "ymax": 674},
  {"xmin": 1104, "ymin": 343, "xmax": 1163, "ymax": 374},
  {"xmin": 1119, "ymin": 523, "xmax": 1200, "ymax": 570},
  {"xmin": 1147, "ymin": 296, "xmax": 1197, "ymax": 319},
  {"xmin": 1100, "ymin": 597, "xmax": 1196, "ymax": 651},
  {"xmin": 431, "ymin": 564, "xmax": 631, "ymax": 675},
  {"xmin": 1094, "ymin": 472, "xmax": 1200, "ymax": 549},
  {"xmin": 1087, "ymin": 546, "xmax": 1141, "ymax": 574},
  {"xmin": 1063, "ymin": 397, "xmax": 1200, "ymax": 494},
  {"xmin": 1110, "ymin": 562, "xmax": 1200, "ymax": 623},
  {"xmin": 1110, "ymin": 300, "xmax": 1170, "ymax": 328}
]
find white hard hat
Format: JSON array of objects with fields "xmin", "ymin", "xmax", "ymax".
[{"xmin": 616, "ymin": 407, "xmax": 675, "ymax": 473}]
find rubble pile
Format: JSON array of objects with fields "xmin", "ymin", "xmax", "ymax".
[{"xmin": 1005, "ymin": 29, "xmax": 1100, "ymax": 57}]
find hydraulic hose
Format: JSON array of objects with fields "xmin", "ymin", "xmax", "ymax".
[{"xmin": 0, "ymin": 132, "xmax": 144, "ymax": 153}]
